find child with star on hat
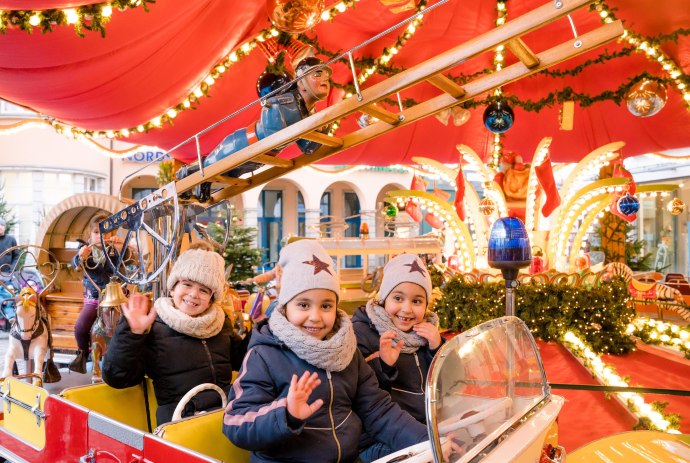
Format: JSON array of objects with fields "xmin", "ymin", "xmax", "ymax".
[
  {"xmin": 352, "ymin": 253, "xmax": 444, "ymax": 462},
  {"xmin": 223, "ymin": 240, "xmax": 427, "ymax": 463}
]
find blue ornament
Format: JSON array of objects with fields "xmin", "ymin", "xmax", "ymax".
[
  {"xmin": 483, "ymin": 101, "xmax": 514, "ymax": 133},
  {"xmin": 256, "ymin": 71, "xmax": 291, "ymax": 97},
  {"xmin": 616, "ymin": 193, "xmax": 640, "ymax": 217}
]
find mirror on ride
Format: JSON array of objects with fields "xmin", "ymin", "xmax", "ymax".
[{"xmin": 427, "ymin": 316, "xmax": 550, "ymax": 462}]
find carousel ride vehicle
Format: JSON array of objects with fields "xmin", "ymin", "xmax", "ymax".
[{"xmin": 0, "ymin": 0, "xmax": 687, "ymax": 461}]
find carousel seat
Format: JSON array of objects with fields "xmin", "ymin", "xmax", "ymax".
[
  {"xmin": 60, "ymin": 378, "xmax": 158, "ymax": 431},
  {"xmin": 154, "ymin": 409, "xmax": 250, "ymax": 462}
]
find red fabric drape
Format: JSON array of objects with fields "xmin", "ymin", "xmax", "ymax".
[{"xmin": 1, "ymin": 0, "xmax": 690, "ymax": 165}]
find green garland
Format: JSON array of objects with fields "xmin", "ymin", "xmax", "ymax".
[
  {"xmin": 0, "ymin": 1, "xmax": 155, "ymax": 38},
  {"xmin": 434, "ymin": 276, "xmax": 635, "ymax": 354},
  {"xmin": 633, "ymin": 319, "xmax": 690, "ymax": 359}
]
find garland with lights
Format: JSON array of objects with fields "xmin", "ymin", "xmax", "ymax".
[
  {"xmin": 562, "ymin": 331, "xmax": 682, "ymax": 432},
  {"xmin": 39, "ymin": 0, "xmax": 690, "ymax": 144},
  {"xmin": 633, "ymin": 317, "xmax": 690, "ymax": 359},
  {"xmin": 0, "ymin": 0, "xmax": 155, "ymax": 37},
  {"xmin": 46, "ymin": 0, "xmax": 362, "ymax": 140},
  {"xmin": 434, "ymin": 276, "xmax": 635, "ymax": 354},
  {"xmin": 591, "ymin": 0, "xmax": 690, "ymax": 109}
]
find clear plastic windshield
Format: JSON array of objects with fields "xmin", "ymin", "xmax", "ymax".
[{"xmin": 427, "ymin": 316, "xmax": 550, "ymax": 463}]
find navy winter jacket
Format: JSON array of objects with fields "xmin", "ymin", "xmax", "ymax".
[
  {"xmin": 71, "ymin": 244, "xmax": 119, "ymax": 299},
  {"xmin": 352, "ymin": 307, "xmax": 443, "ymax": 424},
  {"xmin": 223, "ymin": 320, "xmax": 427, "ymax": 463}
]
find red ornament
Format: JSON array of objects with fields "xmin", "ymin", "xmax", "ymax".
[{"xmin": 529, "ymin": 255, "xmax": 545, "ymax": 275}]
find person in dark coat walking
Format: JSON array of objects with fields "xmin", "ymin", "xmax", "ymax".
[
  {"xmin": 223, "ymin": 240, "xmax": 427, "ymax": 463},
  {"xmin": 103, "ymin": 244, "xmax": 249, "ymax": 424},
  {"xmin": 0, "ymin": 217, "xmax": 19, "ymax": 279},
  {"xmin": 352, "ymin": 254, "xmax": 444, "ymax": 462}
]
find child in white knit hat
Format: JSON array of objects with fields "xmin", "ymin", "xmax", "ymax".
[
  {"xmin": 223, "ymin": 240, "xmax": 427, "ymax": 463},
  {"xmin": 103, "ymin": 242, "xmax": 249, "ymax": 425},
  {"xmin": 352, "ymin": 253, "xmax": 443, "ymax": 462}
]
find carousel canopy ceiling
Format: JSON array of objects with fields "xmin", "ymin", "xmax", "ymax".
[{"xmin": 0, "ymin": 0, "xmax": 689, "ymax": 166}]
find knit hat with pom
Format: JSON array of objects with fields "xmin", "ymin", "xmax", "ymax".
[
  {"xmin": 277, "ymin": 240, "xmax": 340, "ymax": 306},
  {"xmin": 167, "ymin": 248, "xmax": 226, "ymax": 299},
  {"xmin": 378, "ymin": 254, "xmax": 432, "ymax": 304}
]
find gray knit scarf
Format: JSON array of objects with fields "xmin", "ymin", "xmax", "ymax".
[
  {"xmin": 365, "ymin": 300, "xmax": 439, "ymax": 354},
  {"xmin": 154, "ymin": 297, "xmax": 225, "ymax": 339},
  {"xmin": 269, "ymin": 306, "xmax": 357, "ymax": 372}
]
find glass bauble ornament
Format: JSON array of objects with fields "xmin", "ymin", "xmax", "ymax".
[
  {"xmin": 385, "ymin": 204, "xmax": 398, "ymax": 218},
  {"xmin": 616, "ymin": 193, "xmax": 640, "ymax": 217},
  {"xmin": 256, "ymin": 71, "xmax": 291, "ymax": 97},
  {"xmin": 483, "ymin": 100, "xmax": 514, "ymax": 133},
  {"xmin": 667, "ymin": 197, "xmax": 686, "ymax": 216},
  {"xmin": 626, "ymin": 79, "xmax": 667, "ymax": 117},
  {"xmin": 478, "ymin": 197, "xmax": 496, "ymax": 216},
  {"xmin": 267, "ymin": 0, "xmax": 324, "ymax": 34}
]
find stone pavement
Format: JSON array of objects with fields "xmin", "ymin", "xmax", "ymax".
[{"xmin": 0, "ymin": 330, "xmax": 94, "ymax": 393}]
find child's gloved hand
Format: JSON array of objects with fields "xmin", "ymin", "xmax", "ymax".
[
  {"xmin": 287, "ymin": 371, "xmax": 323, "ymax": 420},
  {"xmin": 379, "ymin": 330, "xmax": 404, "ymax": 367},
  {"xmin": 121, "ymin": 293, "xmax": 156, "ymax": 335},
  {"xmin": 413, "ymin": 322, "xmax": 442, "ymax": 350}
]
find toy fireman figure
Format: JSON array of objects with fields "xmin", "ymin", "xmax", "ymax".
[{"xmin": 176, "ymin": 57, "xmax": 332, "ymax": 202}]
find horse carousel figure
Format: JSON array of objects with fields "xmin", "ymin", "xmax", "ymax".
[{"xmin": 0, "ymin": 245, "xmax": 61, "ymax": 385}]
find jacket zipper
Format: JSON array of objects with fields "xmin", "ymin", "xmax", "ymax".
[
  {"xmin": 414, "ymin": 353, "xmax": 423, "ymax": 392},
  {"xmin": 326, "ymin": 370, "xmax": 341, "ymax": 463},
  {"xmin": 201, "ymin": 340, "xmax": 216, "ymax": 383}
]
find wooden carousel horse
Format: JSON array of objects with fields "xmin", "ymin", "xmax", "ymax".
[
  {"xmin": 90, "ymin": 280, "xmax": 126, "ymax": 382},
  {"xmin": 2, "ymin": 287, "xmax": 48, "ymax": 385}
]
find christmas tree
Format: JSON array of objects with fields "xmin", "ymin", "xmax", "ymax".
[
  {"xmin": 209, "ymin": 216, "xmax": 264, "ymax": 282},
  {"xmin": 0, "ymin": 183, "xmax": 16, "ymax": 232}
]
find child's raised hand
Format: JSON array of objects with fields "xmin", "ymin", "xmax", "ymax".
[
  {"xmin": 78, "ymin": 245, "xmax": 92, "ymax": 259},
  {"xmin": 413, "ymin": 322, "xmax": 442, "ymax": 350},
  {"xmin": 287, "ymin": 371, "xmax": 323, "ymax": 420},
  {"xmin": 121, "ymin": 293, "xmax": 156, "ymax": 335},
  {"xmin": 379, "ymin": 330, "xmax": 404, "ymax": 366}
]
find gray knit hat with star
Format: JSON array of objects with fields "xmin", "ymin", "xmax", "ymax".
[
  {"xmin": 378, "ymin": 254, "xmax": 432, "ymax": 303},
  {"xmin": 167, "ymin": 248, "xmax": 226, "ymax": 300},
  {"xmin": 277, "ymin": 240, "xmax": 340, "ymax": 305}
]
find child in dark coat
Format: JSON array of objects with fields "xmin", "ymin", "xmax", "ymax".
[
  {"xmin": 69, "ymin": 213, "xmax": 133, "ymax": 373},
  {"xmin": 223, "ymin": 240, "xmax": 427, "ymax": 463},
  {"xmin": 103, "ymin": 243, "xmax": 248, "ymax": 424},
  {"xmin": 352, "ymin": 253, "xmax": 443, "ymax": 462}
]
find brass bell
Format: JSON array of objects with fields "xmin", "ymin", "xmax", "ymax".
[{"xmin": 100, "ymin": 279, "xmax": 128, "ymax": 308}]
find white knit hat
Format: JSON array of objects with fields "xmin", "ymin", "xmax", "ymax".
[
  {"xmin": 378, "ymin": 254, "xmax": 432, "ymax": 303},
  {"xmin": 277, "ymin": 240, "xmax": 340, "ymax": 305},
  {"xmin": 167, "ymin": 248, "xmax": 226, "ymax": 299}
]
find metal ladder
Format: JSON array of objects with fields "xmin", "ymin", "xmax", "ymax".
[{"xmin": 173, "ymin": 0, "xmax": 623, "ymax": 204}]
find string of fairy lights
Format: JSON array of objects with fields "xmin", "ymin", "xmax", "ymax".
[
  {"xmin": 592, "ymin": 1, "xmax": 690, "ymax": 110},
  {"xmin": 632, "ymin": 317, "xmax": 690, "ymax": 359},
  {"xmin": 0, "ymin": 0, "xmax": 154, "ymax": 37},
  {"xmin": 488, "ymin": 0, "xmax": 508, "ymax": 170},
  {"xmin": 47, "ymin": 0, "xmax": 367, "ymax": 141},
  {"xmin": 562, "ymin": 330, "xmax": 681, "ymax": 433},
  {"xmin": 327, "ymin": 0, "xmax": 428, "ymax": 135}
]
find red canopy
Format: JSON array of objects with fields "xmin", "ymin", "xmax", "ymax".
[{"xmin": 1, "ymin": 0, "xmax": 689, "ymax": 165}]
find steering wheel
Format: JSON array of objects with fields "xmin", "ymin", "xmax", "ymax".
[
  {"xmin": 171, "ymin": 383, "xmax": 228, "ymax": 422},
  {"xmin": 437, "ymin": 397, "xmax": 512, "ymax": 435}
]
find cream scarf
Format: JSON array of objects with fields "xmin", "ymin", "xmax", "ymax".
[
  {"xmin": 365, "ymin": 300, "xmax": 439, "ymax": 354},
  {"xmin": 268, "ymin": 306, "xmax": 357, "ymax": 372},
  {"xmin": 154, "ymin": 297, "xmax": 225, "ymax": 339}
]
